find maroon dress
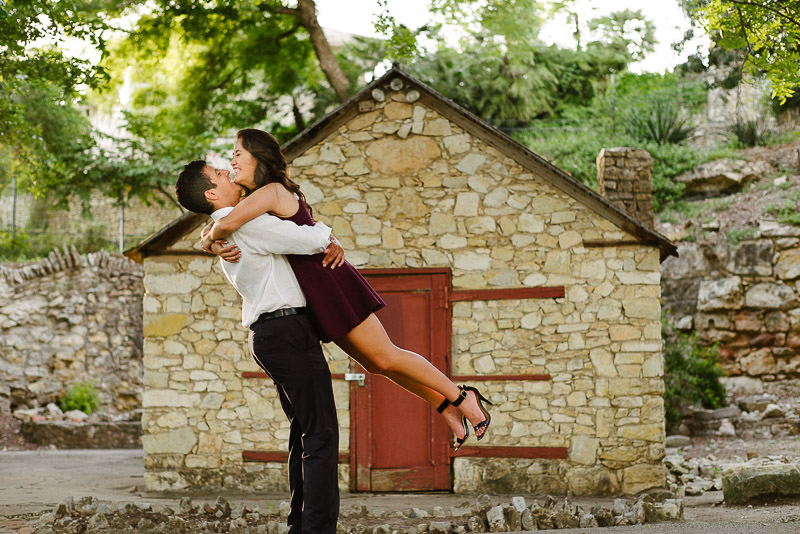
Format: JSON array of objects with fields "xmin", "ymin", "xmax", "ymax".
[{"xmin": 279, "ymin": 203, "xmax": 386, "ymax": 343}]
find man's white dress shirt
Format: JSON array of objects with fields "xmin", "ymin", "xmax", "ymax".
[{"xmin": 210, "ymin": 206, "xmax": 331, "ymax": 328}]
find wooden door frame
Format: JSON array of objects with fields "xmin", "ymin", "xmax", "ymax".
[{"xmin": 350, "ymin": 268, "xmax": 452, "ymax": 492}]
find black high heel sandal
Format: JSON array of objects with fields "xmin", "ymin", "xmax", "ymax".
[
  {"xmin": 459, "ymin": 385, "xmax": 493, "ymax": 440},
  {"xmin": 437, "ymin": 392, "xmax": 470, "ymax": 452}
]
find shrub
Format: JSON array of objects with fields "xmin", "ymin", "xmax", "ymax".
[
  {"xmin": 663, "ymin": 319, "xmax": 727, "ymax": 428},
  {"xmin": 59, "ymin": 381, "xmax": 100, "ymax": 415},
  {"xmin": 727, "ymin": 117, "xmax": 771, "ymax": 147},
  {"xmin": 624, "ymin": 98, "xmax": 695, "ymax": 146},
  {"xmin": 726, "ymin": 226, "xmax": 759, "ymax": 245},
  {"xmin": 764, "ymin": 193, "xmax": 800, "ymax": 226}
]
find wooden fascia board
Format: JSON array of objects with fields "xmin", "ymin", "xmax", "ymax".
[{"xmin": 124, "ymin": 212, "xmax": 208, "ymax": 264}]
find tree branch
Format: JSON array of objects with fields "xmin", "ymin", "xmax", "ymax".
[
  {"xmin": 726, "ymin": 0, "xmax": 800, "ymax": 29},
  {"xmin": 155, "ymin": 185, "xmax": 184, "ymax": 212},
  {"xmin": 734, "ymin": 5, "xmax": 755, "ymax": 123},
  {"xmin": 259, "ymin": 3, "xmax": 301, "ymax": 17},
  {"xmin": 277, "ymin": 21, "xmax": 301, "ymax": 44}
]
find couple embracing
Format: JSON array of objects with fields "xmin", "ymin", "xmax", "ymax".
[{"xmin": 174, "ymin": 128, "xmax": 493, "ymax": 533}]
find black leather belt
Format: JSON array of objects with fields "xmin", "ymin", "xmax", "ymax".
[{"xmin": 253, "ymin": 307, "xmax": 306, "ymax": 325}]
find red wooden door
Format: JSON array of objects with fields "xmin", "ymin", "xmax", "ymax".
[{"xmin": 352, "ymin": 269, "xmax": 451, "ymax": 492}]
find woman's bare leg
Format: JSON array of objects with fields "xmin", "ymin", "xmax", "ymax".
[{"xmin": 334, "ymin": 313, "xmax": 487, "ymax": 437}]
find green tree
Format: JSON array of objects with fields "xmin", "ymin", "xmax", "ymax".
[
  {"xmin": 689, "ymin": 0, "xmax": 800, "ymax": 103},
  {"xmin": 586, "ymin": 9, "xmax": 657, "ymax": 62}
]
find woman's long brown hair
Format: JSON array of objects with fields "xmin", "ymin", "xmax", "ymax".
[{"xmin": 236, "ymin": 128, "xmax": 312, "ymax": 216}]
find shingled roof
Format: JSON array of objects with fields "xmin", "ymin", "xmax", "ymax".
[{"xmin": 126, "ymin": 64, "xmax": 677, "ymax": 263}]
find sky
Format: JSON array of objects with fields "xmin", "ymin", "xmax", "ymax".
[{"xmin": 314, "ymin": 0, "xmax": 709, "ymax": 74}]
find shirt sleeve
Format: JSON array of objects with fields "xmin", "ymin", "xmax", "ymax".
[{"xmin": 234, "ymin": 214, "xmax": 332, "ymax": 256}]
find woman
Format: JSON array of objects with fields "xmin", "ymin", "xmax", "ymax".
[{"xmin": 201, "ymin": 128, "xmax": 492, "ymax": 450}]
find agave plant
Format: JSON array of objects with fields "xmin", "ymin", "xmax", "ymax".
[
  {"xmin": 727, "ymin": 117, "xmax": 771, "ymax": 147},
  {"xmin": 624, "ymin": 98, "xmax": 695, "ymax": 145}
]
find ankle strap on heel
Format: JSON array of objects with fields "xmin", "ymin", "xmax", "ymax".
[
  {"xmin": 436, "ymin": 399, "xmax": 450, "ymax": 414},
  {"xmin": 450, "ymin": 388, "xmax": 468, "ymax": 408}
]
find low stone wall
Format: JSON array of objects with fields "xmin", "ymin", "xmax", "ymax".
[
  {"xmin": 0, "ymin": 248, "xmax": 144, "ymax": 413},
  {"xmin": 662, "ymin": 225, "xmax": 800, "ymax": 383}
]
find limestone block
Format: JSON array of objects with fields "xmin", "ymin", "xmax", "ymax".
[
  {"xmin": 371, "ymin": 177, "xmax": 401, "ymax": 188},
  {"xmin": 365, "ymin": 136, "xmax": 440, "ymax": 174},
  {"xmin": 727, "ymin": 240, "xmax": 774, "ymax": 276},
  {"xmin": 618, "ymin": 424, "xmax": 664, "ymax": 441},
  {"xmin": 383, "ymin": 102, "xmax": 412, "ymax": 119},
  {"xmin": 422, "ymin": 118, "xmax": 452, "ymax": 136},
  {"xmin": 443, "ymin": 134, "xmax": 470, "ymax": 154},
  {"xmin": 364, "ymin": 192, "xmax": 387, "ymax": 214},
  {"xmin": 467, "ymin": 174, "xmax": 496, "ymax": 193},
  {"xmin": 590, "ymin": 348, "xmax": 617, "ymax": 377},
  {"xmin": 456, "ymin": 153, "xmax": 486, "ymax": 174},
  {"xmin": 609, "ymin": 325, "xmax": 641, "ymax": 341},
  {"xmin": 723, "ymin": 464, "xmax": 800, "ymax": 504},
  {"xmin": 421, "ymin": 248, "xmax": 449, "ymax": 265},
  {"xmin": 454, "ymin": 251, "xmax": 492, "ymax": 271},
  {"xmin": 566, "ymin": 466, "xmax": 619, "ymax": 496},
  {"xmin": 351, "ymin": 214, "xmax": 382, "ymax": 234},
  {"xmin": 616, "ymin": 272, "xmax": 660, "ymax": 285},
  {"xmin": 740, "ymin": 348, "xmax": 777, "ymax": 375},
  {"xmin": 143, "ymin": 313, "xmax": 189, "ymax": 337},
  {"xmin": 642, "ymin": 354, "xmax": 663, "ymax": 377},
  {"xmin": 466, "ymin": 216, "xmax": 497, "ymax": 234},
  {"xmin": 372, "ymin": 121, "xmax": 400, "ymax": 134},
  {"xmin": 622, "ymin": 298, "xmax": 660, "ymax": 320},
  {"xmin": 776, "ymin": 248, "xmax": 800, "ymax": 280},
  {"xmin": 622, "ymin": 463, "xmax": 667, "ymax": 494},
  {"xmin": 142, "ymin": 426, "xmax": 197, "ymax": 455},
  {"xmin": 697, "ymin": 277, "xmax": 743, "ymax": 310},
  {"xmin": 382, "ymin": 227, "xmax": 405, "ymax": 249},
  {"xmin": 343, "ymin": 158, "xmax": 369, "ymax": 176},
  {"xmin": 569, "ymin": 436, "xmax": 599, "ymax": 465},
  {"xmin": 348, "ymin": 111, "xmax": 379, "ymax": 131},
  {"xmin": 485, "ymin": 187, "xmax": 509, "ymax": 208},
  {"xmin": 552, "ymin": 232, "xmax": 580, "ymax": 251},
  {"xmin": 543, "ymin": 251, "xmax": 570, "ymax": 274},
  {"xmin": 745, "ymin": 283, "xmax": 798, "ymax": 309},
  {"xmin": 438, "ymin": 234, "xmax": 467, "ymax": 249},
  {"xmin": 319, "ymin": 142, "xmax": 344, "ymax": 163},
  {"xmin": 292, "ymin": 152, "xmax": 319, "ymax": 167},
  {"xmin": 641, "ymin": 397, "xmax": 665, "ymax": 423},
  {"xmin": 580, "ymin": 259, "xmax": 606, "ymax": 280},
  {"xmin": 454, "ymin": 192, "xmax": 480, "ymax": 216},
  {"xmin": 518, "ymin": 213, "xmax": 544, "ymax": 233}
]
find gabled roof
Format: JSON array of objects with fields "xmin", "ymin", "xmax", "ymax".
[{"xmin": 126, "ymin": 64, "xmax": 676, "ymax": 263}]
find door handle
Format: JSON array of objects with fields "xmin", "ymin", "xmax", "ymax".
[{"xmin": 344, "ymin": 372, "xmax": 366, "ymax": 386}]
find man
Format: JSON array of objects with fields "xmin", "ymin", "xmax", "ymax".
[{"xmin": 175, "ymin": 160, "xmax": 339, "ymax": 534}]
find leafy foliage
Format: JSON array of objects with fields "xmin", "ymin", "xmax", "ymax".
[
  {"xmin": 764, "ymin": 193, "xmax": 800, "ymax": 226},
  {"xmin": 662, "ymin": 319, "xmax": 727, "ymax": 428},
  {"xmin": 60, "ymin": 381, "xmax": 101, "ymax": 415},
  {"xmin": 690, "ymin": 0, "xmax": 800, "ymax": 104}
]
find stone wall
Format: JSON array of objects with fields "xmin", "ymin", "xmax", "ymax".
[
  {"xmin": 0, "ymin": 248, "xmax": 144, "ymax": 413},
  {"xmin": 0, "ymin": 191, "xmax": 182, "ymax": 245},
  {"xmin": 662, "ymin": 224, "xmax": 800, "ymax": 386},
  {"xmin": 140, "ymin": 79, "xmax": 667, "ymax": 495},
  {"xmin": 597, "ymin": 148, "xmax": 654, "ymax": 229},
  {"xmin": 140, "ymin": 244, "xmax": 351, "ymax": 491}
]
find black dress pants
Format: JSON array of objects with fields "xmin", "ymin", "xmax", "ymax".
[{"xmin": 248, "ymin": 314, "xmax": 339, "ymax": 534}]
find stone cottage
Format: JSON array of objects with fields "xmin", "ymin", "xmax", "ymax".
[{"xmin": 126, "ymin": 66, "xmax": 677, "ymax": 495}]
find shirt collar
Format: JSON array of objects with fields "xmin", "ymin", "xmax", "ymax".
[{"xmin": 211, "ymin": 206, "xmax": 235, "ymax": 221}]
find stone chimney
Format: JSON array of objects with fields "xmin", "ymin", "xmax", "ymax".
[{"xmin": 596, "ymin": 147, "xmax": 654, "ymax": 228}]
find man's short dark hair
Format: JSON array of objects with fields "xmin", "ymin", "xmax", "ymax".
[{"xmin": 175, "ymin": 160, "xmax": 215, "ymax": 215}]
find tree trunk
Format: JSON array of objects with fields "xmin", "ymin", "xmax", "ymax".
[
  {"xmin": 295, "ymin": 0, "xmax": 351, "ymax": 102},
  {"xmin": 292, "ymin": 96, "xmax": 306, "ymax": 131}
]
